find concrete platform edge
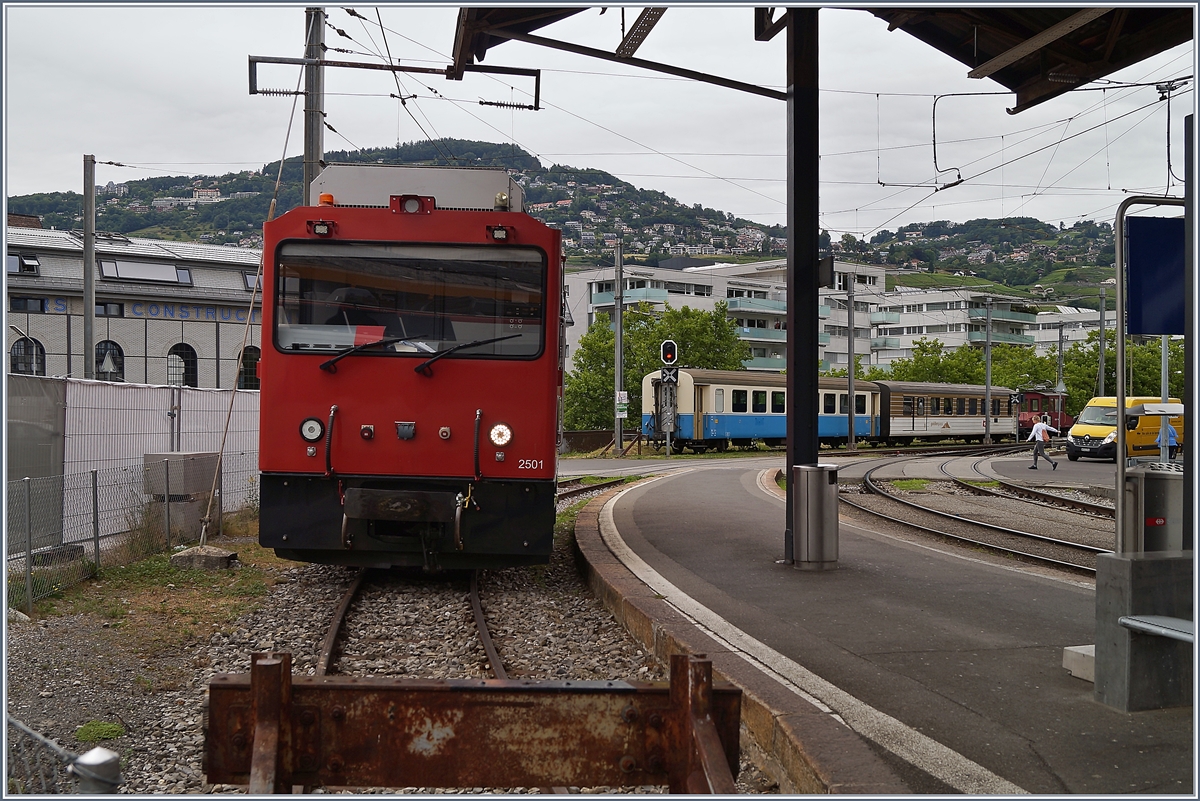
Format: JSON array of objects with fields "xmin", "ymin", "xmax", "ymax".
[{"xmin": 572, "ymin": 486, "xmax": 910, "ymax": 794}]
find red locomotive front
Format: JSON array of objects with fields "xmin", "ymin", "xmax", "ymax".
[{"xmin": 257, "ymin": 165, "xmax": 563, "ymax": 570}]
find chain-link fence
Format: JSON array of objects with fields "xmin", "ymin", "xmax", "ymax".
[
  {"xmin": 6, "ymin": 451, "xmax": 258, "ymax": 613},
  {"xmin": 6, "ymin": 715, "xmax": 122, "ymax": 794}
]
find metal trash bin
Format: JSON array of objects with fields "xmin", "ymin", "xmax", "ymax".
[
  {"xmin": 1123, "ymin": 462, "xmax": 1185, "ymax": 552},
  {"xmin": 793, "ymin": 464, "xmax": 838, "ymax": 570}
]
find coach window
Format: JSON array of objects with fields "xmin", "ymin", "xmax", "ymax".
[
  {"xmin": 916, "ymin": 397, "xmax": 926, "ymax": 415},
  {"xmin": 968, "ymin": 398, "xmax": 978, "ymax": 415},
  {"xmin": 956, "ymin": 397, "xmax": 965, "ymax": 415},
  {"xmin": 839, "ymin": 393, "xmax": 849, "ymax": 414},
  {"xmin": 772, "ymin": 391, "xmax": 786, "ymax": 414},
  {"xmin": 96, "ymin": 340, "xmax": 124, "ymax": 382},
  {"xmin": 732, "ymin": 390, "xmax": 748, "ymax": 413},
  {"xmin": 10, "ymin": 337, "xmax": 46, "ymax": 376},
  {"xmin": 823, "ymin": 393, "xmax": 836, "ymax": 414},
  {"xmin": 752, "ymin": 390, "xmax": 767, "ymax": 413},
  {"xmin": 902, "ymin": 396, "xmax": 914, "ymax": 416},
  {"xmin": 239, "ymin": 346, "xmax": 261, "ymax": 390},
  {"xmin": 714, "ymin": 388, "xmax": 724, "ymax": 413},
  {"xmin": 856, "ymin": 394, "xmax": 866, "ymax": 415},
  {"xmin": 167, "ymin": 343, "xmax": 199, "ymax": 387},
  {"xmin": 932, "ymin": 397, "xmax": 941, "ymax": 415}
]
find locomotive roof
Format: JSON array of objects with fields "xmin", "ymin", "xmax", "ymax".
[
  {"xmin": 674, "ymin": 369, "xmax": 879, "ymax": 392},
  {"xmin": 875, "ymin": 380, "xmax": 1017, "ymax": 395}
]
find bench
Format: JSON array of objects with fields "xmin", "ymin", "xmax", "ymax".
[{"xmin": 1118, "ymin": 615, "xmax": 1194, "ymax": 643}]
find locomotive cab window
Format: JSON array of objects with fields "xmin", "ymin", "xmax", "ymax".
[
  {"xmin": 273, "ymin": 242, "xmax": 546, "ymax": 360},
  {"xmin": 732, "ymin": 390, "xmax": 748, "ymax": 413}
]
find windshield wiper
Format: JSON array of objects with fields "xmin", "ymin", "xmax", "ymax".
[
  {"xmin": 319, "ymin": 337, "xmax": 431, "ymax": 373},
  {"xmin": 414, "ymin": 334, "xmax": 522, "ymax": 377}
]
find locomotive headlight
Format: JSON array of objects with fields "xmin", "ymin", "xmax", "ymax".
[
  {"xmin": 300, "ymin": 417, "xmax": 325, "ymax": 442},
  {"xmin": 489, "ymin": 423, "xmax": 513, "ymax": 447}
]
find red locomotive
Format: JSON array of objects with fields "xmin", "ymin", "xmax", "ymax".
[
  {"xmin": 258, "ymin": 165, "xmax": 563, "ymax": 570},
  {"xmin": 1016, "ymin": 388, "xmax": 1073, "ymax": 439}
]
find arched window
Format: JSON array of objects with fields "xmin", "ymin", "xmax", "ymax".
[
  {"xmin": 167, "ymin": 343, "xmax": 198, "ymax": 387},
  {"xmin": 238, "ymin": 346, "xmax": 261, "ymax": 390},
  {"xmin": 96, "ymin": 340, "xmax": 125, "ymax": 382},
  {"xmin": 10, "ymin": 338, "xmax": 46, "ymax": 376}
]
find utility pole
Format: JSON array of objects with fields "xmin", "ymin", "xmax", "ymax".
[
  {"xmin": 614, "ymin": 243, "xmax": 624, "ymax": 456},
  {"xmin": 303, "ymin": 7, "xmax": 325, "ymax": 205},
  {"xmin": 1097, "ymin": 286, "xmax": 1106, "ymax": 395},
  {"xmin": 846, "ymin": 273, "xmax": 856, "ymax": 451},
  {"xmin": 1056, "ymin": 323, "xmax": 1067, "ymax": 425},
  {"xmin": 83, "ymin": 154, "xmax": 96, "ymax": 380},
  {"xmin": 984, "ymin": 296, "xmax": 992, "ymax": 444},
  {"xmin": 1161, "ymin": 334, "xmax": 1171, "ymax": 462}
]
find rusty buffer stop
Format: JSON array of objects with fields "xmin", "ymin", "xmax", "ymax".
[{"xmin": 205, "ymin": 652, "xmax": 742, "ymax": 794}]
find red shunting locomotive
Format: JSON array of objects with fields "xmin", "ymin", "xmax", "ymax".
[{"xmin": 258, "ymin": 165, "xmax": 564, "ymax": 570}]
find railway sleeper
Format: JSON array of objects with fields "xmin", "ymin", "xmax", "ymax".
[{"xmin": 206, "ymin": 652, "xmax": 741, "ymax": 794}]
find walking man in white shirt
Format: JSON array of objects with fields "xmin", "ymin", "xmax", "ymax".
[{"xmin": 1027, "ymin": 415, "xmax": 1059, "ymax": 470}]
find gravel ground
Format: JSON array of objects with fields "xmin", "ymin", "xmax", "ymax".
[{"xmin": 7, "ymin": 490, "xmax": 778, "ymax": 795}]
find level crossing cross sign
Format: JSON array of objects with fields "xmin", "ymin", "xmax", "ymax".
[{"xmin": 660, "ymin": 366, "xmax": 679, "ymax": 384}]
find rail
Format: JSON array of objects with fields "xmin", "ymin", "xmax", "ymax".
[
  {"xmin": 842, "ymin": 452, "xmax": 1108, "ymax": 574},
  {"xmin": 947, "ymin": 472, "xmax": 1114, "ymax": 518}
]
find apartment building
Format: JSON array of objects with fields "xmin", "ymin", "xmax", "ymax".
[{"xmin": 564, "ymin": 258, "xmax": 1038, "ymax": 373}]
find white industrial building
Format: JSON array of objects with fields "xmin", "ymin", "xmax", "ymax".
[{"xmin": 6, "ymin": 220, "xmax": 262, "ymax": 388}]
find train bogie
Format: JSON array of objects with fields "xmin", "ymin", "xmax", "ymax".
[{"xmin": 257, "ymin": 165, "xmax": 563, "ymax": 570}]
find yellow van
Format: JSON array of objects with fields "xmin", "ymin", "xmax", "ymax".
[{"xmin": 1065, "ymin": 396, "xmax": 1185, "ymax": 461}]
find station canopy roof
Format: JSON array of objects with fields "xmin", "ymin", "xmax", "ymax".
[{"xmin": 450, "ymin": 7, "xmax": 1193, "ymax": 113}]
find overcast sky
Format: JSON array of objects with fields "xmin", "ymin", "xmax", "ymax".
[{"xmin": 4, "ymin": 5, "xmax": 1194, "ymax": 236}]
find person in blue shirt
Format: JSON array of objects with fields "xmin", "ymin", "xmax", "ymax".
[{"xmin": 1156, "ymin": 424, "xmax": 1179, "ymax": 460}]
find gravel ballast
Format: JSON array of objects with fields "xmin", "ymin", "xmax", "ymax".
[{"xmin": 7, "ymin": 495, "xmax": 777, "ymax": 794}]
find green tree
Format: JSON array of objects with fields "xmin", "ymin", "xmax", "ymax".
[{"xmin": 563, "ymin": 302, "xmax": 749, "ymax": 430}]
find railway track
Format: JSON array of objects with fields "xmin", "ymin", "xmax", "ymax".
[
  {"xmin": 841, "ymin": 454, "xmax": 1110, "ymax": 575},
  {"xmin": 313, "ymin": 569, "xmax": 573, "ymax": 793},
  {"xmin": 556, "ymin": 477, "xmax": 627, "ymax": 501},
  {"xmin": 945, "ymin": 471, "xmax": 1114, "ymax": 518}
]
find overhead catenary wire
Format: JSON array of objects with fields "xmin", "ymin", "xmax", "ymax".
[{"xmin": 197, "ymin": 37, "xmax": 308, "ymax": 548}]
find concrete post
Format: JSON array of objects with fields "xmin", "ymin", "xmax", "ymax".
[{"xmin": 71, "ymin": 746, "xmax": 122, "ymax": 792}]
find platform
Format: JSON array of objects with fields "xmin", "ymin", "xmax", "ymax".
[{"xmin": 571, "ymin": 462, "xmax": 1193, "ymax": 794}]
